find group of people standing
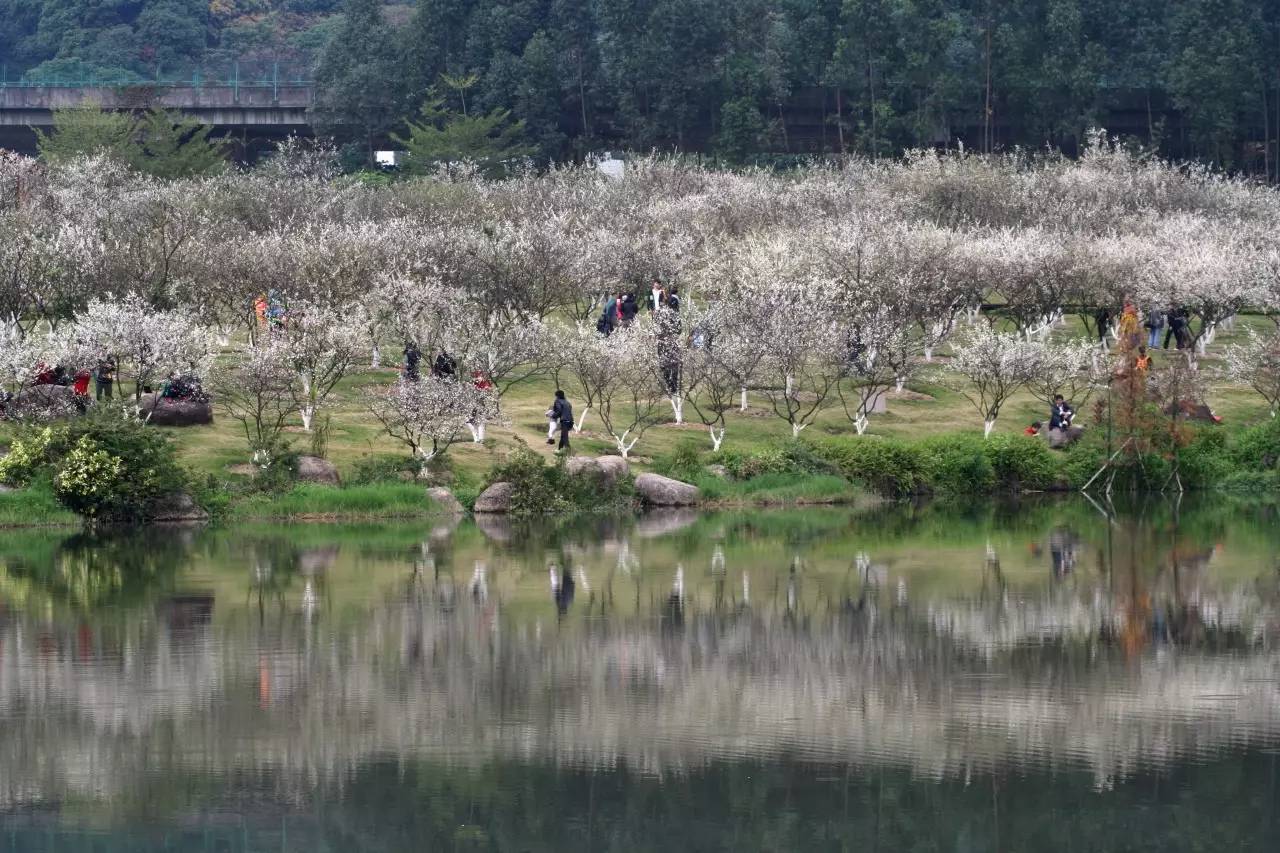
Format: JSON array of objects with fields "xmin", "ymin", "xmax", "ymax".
[
  {"xmin": 1142, "ymin": 306, "xmax": 1194, "ymax": 351},
  {"xmin": 31, "ymin": 356, "xmax": 116, "ymax": 401},
  {"xmin": 596, "ymin": 280, "xmax": 681, "ymax": 336}
]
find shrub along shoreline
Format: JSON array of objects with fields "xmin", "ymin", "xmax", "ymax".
[{"xmin": 3, "ymin": 412, "xmax": 1280, "ymax": 528}]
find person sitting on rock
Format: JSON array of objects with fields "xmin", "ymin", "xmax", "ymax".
[{"xmin": 1049, "ymin": 395, "xmax": 1074, "ymax": 431}]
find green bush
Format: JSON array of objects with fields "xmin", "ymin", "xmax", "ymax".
[
  {"xmin": 1219, "ymin": 469, "xmax": 1280, "ymax": 492},
  {"xmin": 486, "ymin": 447, "xmax": 633, "ymax": 514},
  {"xmin": 982, "ymin": 434, "xmax": 1059, "ymax": 491},
  {"xmin": 710, "ymin": 441, "xmax": 841, "ymax": 481},
  {"xmin": 813, "ymin": 437, "xmax": 928, "ymax": 497},
  {"xmin": 0, "ymin": 415, "xmax": 192, "ymax": 521},
  {"xmin": 1231, "ymin": 417, "xmax": 1280, "ymax": 471},
  {"xmin": 655, "ymin": 439, "xmax": 704, "ymax": 481},
  {"xmin": 350, "ymin": 454, "xmax": 420, "ymax": 485},
  {"xmin": 0, "ymin": 426, "xmax": 59, "ymax": 486},
  {"xmin": 916, "ymin": 434, "xmax": 995, "ymax": 494},
  {"xmin": 1177, "ymin": 427, "xmax": 1232, "ymax": 489}
]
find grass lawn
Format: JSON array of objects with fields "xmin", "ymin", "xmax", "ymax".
[
  {"xmin": 0, "ymin": 311, "xmax": 1273, "ymax": 525},
  {"xmin": 159, "ymin": 312, "xmax": 1279, "ymax": 486}
]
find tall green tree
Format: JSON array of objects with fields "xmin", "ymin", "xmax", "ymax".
[
  {"xmin": 133, "ymin": 108, "xmax": 228, "ymax": 179},
  {"xmin": 35, "ymin": 100, "xmax": 140, "ymax": 163},
  {"xmin": 312, "ymin": 0, "xmax": 407, "ymax": 165},
  {"xmin": 391, "ymin": 93, "xmax": 533, "ymax": 176},
  {"xmin": 35, "ymin": 102, "xmax": 226, "ymax": 177}
]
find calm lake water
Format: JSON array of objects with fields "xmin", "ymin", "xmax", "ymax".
[{"xmin": 0, "ymin": 496, "xmax": 1278, "ymax": 851}]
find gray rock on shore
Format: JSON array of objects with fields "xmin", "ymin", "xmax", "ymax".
[
  {"xmin": 296, "ymin": 455, "xmax": 340, "ymax": 485},
  {"xmin": 149, "ymin": 491, "xmax": 209, "ymax": 523},
  {"xmin": 634, "ymin": 473, "xmax": 701, "ymax": 507},
  {"xmin": 474, "ymin": 481, "xmax": 514, "ymax": 513},
  {"xmin": 425, "ymin": 486, "xmax": 464, "ymax": 514},
  {"xmin": 565, "ymin": 454, "xmax": 630, "ymax": 487}
]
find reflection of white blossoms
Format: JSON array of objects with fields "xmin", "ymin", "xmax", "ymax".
[{"xmin": 0, "ymin": 575, "xmax": 1278, "ymax": 808}]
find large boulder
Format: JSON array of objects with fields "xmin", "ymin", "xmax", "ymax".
[
  {"xmin": 596, "ymin": 455, "xmax": 630, "ymax": 487},
  {"xmin": 565, "ymin": 456, "xmax": 603, "ymax": 479},
  {"xmin": 473, "ymin": 481, "xmax": 515, "ymax": 513},
  {"xmin": 425, "ymin": 486, "xmax": 464, "ymax": 514},
  {"xmin": 149, "ymin": 491, "xmax": 209, "ymax": 523},
  {"xmin": 296, "ymin": 455, "xmax": 340, "ymax": 485},
  {"xmin": 1046, "ymin": 426, "xmax": 1084, "ymax": 449},
  {"xmin": 139, "ymin": 394, "xmax": 213, "ymax": 427},
  {"xmin": 12, "ymin": 384, "xmax": 87, "ymax": 418},
  {"xmin": 634, "ymin": 473, "xmax": 701, "ymax": 507}
]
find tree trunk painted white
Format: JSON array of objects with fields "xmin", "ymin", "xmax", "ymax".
[
  {"xmin": 415, "ymin": 447, "xmax": 438, "ymax": 477},
  {"xmin": 216, "ymin": 333, "xmax": 230, "ymax": 347},
  {"xmin": 854, "ymin": 414, "xmax": 868, "ymax": 435},
  {"xmin": 895, "ymin": 376, "xmax": 905, "ymax": 393},
  {"xmin": 467, "ymin": 420, "xmax": 486, "ymax": 442},
  {"xmin": 785, "ymin": 374, "xmax": 794, "ymax": 397},
  {"xmin": 371, "ymin": 346, "xmax": 381, "ymax": 369},
  {"xmin": 791, "ymin": 422, "xmax": 807, "ymax": 438},
  {"xmin": 669, "ymin": 395, "xmax": 683, "ymax": 423},
  {"xmin": 924, "ymin": 347, "xmax": 934, "ymax": 362},
  {"xmin": 613, "ymin": 429, "xmax": 638, "ymax": 458},
  {"xmin": 299, "ymin": 372, "xmax": 314, "ymax": 431},
  {"xmin": 709, "ymin": 426, "xmax": 725, "ymax": 451},
  {"xmin": 574, "ymin": 406, "xmax": 590, "ymax": 433},
  {"xmin": 983, "ymin": 419, "xmax": 995, "ymax": 438},
  {"xmin": 740, "ymin": 387, "xmax": 748, "ymax": 411},
  {"xmin": 300, "ymin": 404, "xmax": 315, "ymax": 432}
]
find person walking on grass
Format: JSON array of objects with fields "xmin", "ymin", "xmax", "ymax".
[
  {"xmin": 1144, "ymin": 309, "xmax": 1164, "ymax": 349},
  {"xmin": 549, "ymin": 390, "xmax": 574, "ymax": 452}
]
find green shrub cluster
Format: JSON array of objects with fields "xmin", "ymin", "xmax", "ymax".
[
  {"xmin": 0, "ymin": 416, "xmax": 191, "ymax": 521},
  {"xmin": 485, "ymin": 447, "xmax": 633, "ymax": 514},
  {"xmin": 706, "ymin": 442, "xmax": 839, "ymax": 481}
]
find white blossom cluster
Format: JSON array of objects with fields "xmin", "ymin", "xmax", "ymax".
[{"xmin": 3, "ymin": 131, "xmax": 1280, "ymax": 454}]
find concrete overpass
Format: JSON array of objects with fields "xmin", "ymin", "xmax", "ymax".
[{"xmin": 0, "ymin": 83, "xmax": 314, "ymax": 157}]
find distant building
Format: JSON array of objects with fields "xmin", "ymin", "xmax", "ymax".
[
  {"xmin": 375, "ymin": 150, "xmax": 407, "ymax": 169},
  {"xmin": 595, "ymin": 152, "xmax": 625, "ymax": 180}
]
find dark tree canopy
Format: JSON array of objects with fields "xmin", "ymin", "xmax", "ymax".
[{"xmin": 4, "ymin": 0, "xmax": 1280, "ymax": 176}]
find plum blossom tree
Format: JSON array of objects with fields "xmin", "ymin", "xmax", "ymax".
[
  {"xmin": 276, "ymin": 299, "xmax": 367, "ymax": 432},
  {"xmin": 369, "ymin": 377, "xmax": 498, "ymax": 473},
  {"xmin": 946, "ymin": 324, "xmax": 1043, "ymax": 438},
  {"xmin": 549, "ymin": 321, "xmax": 610, "ymax": 434},
  {"xmin": 587, "ymin": 323, "xmax": 668, "ymax": 458},
  {"xmin": 1221, "ymin": 329, "xmax": 1280, "ymax": 417},
  {"xmin": 1022, "ymin": 336, "xmax": 1106, "ymax": 414},
  {"xmin": 681, "ymin": 306, "xmax": 757, "ymax": 450},
  {"xmin": 210, "ymin": 340, "xmax": 296, "ymax": 464},
  {"xmin": 70, "ymin": 294, "xmax": 217, "ymax": 405}
]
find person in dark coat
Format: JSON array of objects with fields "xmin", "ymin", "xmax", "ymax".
[
  {"xmin": 620, "ymin": 293, "xmax": 638, "ymax": 325},
  {"xmin": 550, "ymin": 389, "xmax": 574, "ymax": 452},
  {"xmin": 1049, "ymin": 395, "xmax": 1074, "ymax": 431},
  {"xmin": 432, "ymin": 348, "xmax": 456, "ymax": 379},
  {"xmin": 403, "ymin": 340, "xmax": 422, "ymax": 381}
]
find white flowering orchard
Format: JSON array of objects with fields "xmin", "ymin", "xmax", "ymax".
[{"xmin": 4, "ymin": 131, "xmax": 1280, "ymax": 461}]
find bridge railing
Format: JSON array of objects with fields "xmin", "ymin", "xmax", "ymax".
[{"xmin": 0, "ymin": 64, "xmax": 312, "ymax": 101}]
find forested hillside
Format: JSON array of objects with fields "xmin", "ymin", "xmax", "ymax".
[
  {"xmin": 2, "ymin": 0, "xmax": 1280, "ymax": 174},
  {"xmin": 0, "ymin": 0, "xmax": 347, "ymax": 82}
]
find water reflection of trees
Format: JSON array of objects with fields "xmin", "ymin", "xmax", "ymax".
[{"xmin": 0, "ymin": 497, "xmax": 1278, "ymax": 817}]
